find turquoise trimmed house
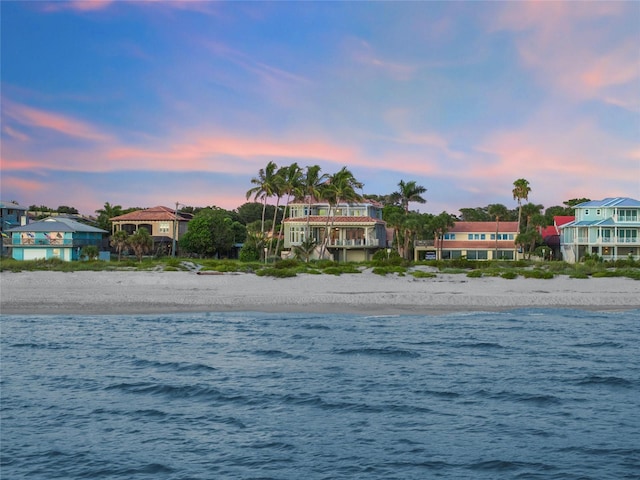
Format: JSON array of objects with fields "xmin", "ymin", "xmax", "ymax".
[
  {"xmin": 560, "ymin": 197, "xmax": 640, "ymax": 263},
  {"xmin": 7, "ymin": 216, "xmax": 108, "ymax": 261}
]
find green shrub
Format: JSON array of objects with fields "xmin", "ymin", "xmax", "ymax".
[
  {"xmin": 521, "ymin": 269, "xmax": 555, "ymax": 279},
  {"xmin": 410, "ymin": 271, "xmax": 437, "ymax": 279},
  {"xmin": 273, "ymin": 259, "xmax": 300, "ymax": 269},
  {"xmin": 466, "ymin": 270, "xmax": 483, "ymax": 278},
  {"xmin": 501, "ymin": 271, "xmax": 518, "ymax": 279},
  {"xmin": 256, "ymin": 267, "xmax": 297, "ymax": 278},
  {"xmin": 569, "ymin": 271, "xmax": 590, "ymax": 279},
  {"xmin": 372, "ymin": 266, "xmax": 407, "ymax": 276}
]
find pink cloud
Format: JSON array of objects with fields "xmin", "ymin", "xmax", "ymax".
[
  {"xmin": 3, "ymin": 100, "xmax": 110, "ymax": 142},
  {"xmin": 490, "ymin": 1, "xmax": 639, "ymax": 108}
]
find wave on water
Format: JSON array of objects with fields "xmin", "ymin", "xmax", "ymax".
[{"xmin": 2, "ymin": 308, "xmax": 639, "ymax": 480}]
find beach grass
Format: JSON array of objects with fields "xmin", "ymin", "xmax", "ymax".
[{"xmin": 1, "ymin": 255, "xmax": 639, "ymax": 280}]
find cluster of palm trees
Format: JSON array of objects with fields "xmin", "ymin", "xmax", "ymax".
[
  {"xmin": 245, "ymin": 162, "xmax": 364, "ymax": 260},
  {"xmin": 109, "ymin": 227, "xmax": 153, "ymax": 262}
]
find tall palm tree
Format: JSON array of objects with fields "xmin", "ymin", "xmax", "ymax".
[
  {"xmin": 127, "ymin": 227, "xmax": 153, "ymax": 262},
  {"xmin": 488, "ymin": 203, "xmax": 509, "ymax": 260},
  {"xmin": 275, "ymin": 162, "xmax": 303, "ymax": 255},
  {"xmin": 246, "ymin": 161, "xmax": 279, "ymax": 239},
  {"xmin": 319, "ymin": 167, "xmax": 363, "ymax": 259},
  {"xmin": 512, "ymin": 178, "xmax": 531, "ymax": 233},
  {"xmin": 392, "ymin": 180, "xmax": 427, "ymax": 212},
  {"xmin": 432, "ymin": 211, "xmax": 455, "ymax": 260},
  {"xmin": 300, "ymin": 165, "xmax": 328, "ymax": 240},
  {"xmin": 246, "ymin": 161, "xmax": 281, "ymax": 260}
]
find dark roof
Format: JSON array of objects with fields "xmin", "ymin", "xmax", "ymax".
[
  {"xmin": 0, "ymin": 201, "xmax": 28, "ymax": 211},
  {"xmin": 7, "ymin": 217, "xmax": 107, "ymax": 233}
]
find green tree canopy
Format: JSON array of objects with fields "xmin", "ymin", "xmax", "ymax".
[{"xmin": 179, "ymin": 208, "xmax": 244, "ymax": 258}]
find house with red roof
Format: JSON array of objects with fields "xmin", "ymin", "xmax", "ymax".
[
  {"xmin": 110, "ymin": 206, "xmax": 193, "ymax": 256},
  {"xmin": 282, "ymin": 197, "xmax": 389, "ymax": 262},
  {"xmin": 539, "ymin": 216, "xmax": 574, "ymax": 260},
  {"xmin": 434, "ymin": 221, "xmax": 521, "ymax": 260}
]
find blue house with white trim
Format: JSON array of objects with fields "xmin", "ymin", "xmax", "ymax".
[
  {"xmin": 7, "ymin": 216, "xmax": 108, "ymax": 261},
  {"xmin": 559, "ymin": 197, "xmax": 640, "ymax": 263}
]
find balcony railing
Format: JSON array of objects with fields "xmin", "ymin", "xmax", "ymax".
[
  {"xmin": 572, "ymin": 237, "xmax": 638, "ymax": 245},
  {"xmin": 13, "ymin": 238, "xmax": 98, "ymax": 247}
]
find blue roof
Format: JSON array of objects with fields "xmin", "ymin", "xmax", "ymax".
[
  {"xmin": 575, "ymin": 197, "xmax": 640, "ymax": 208},
  {"xmin": 7, "ymin": 216, "xmax": 107, "ymax": 234}
]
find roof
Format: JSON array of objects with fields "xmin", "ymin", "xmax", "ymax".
[
  {"xmin": 0, "ymin": 201, "xmax": 28, "ymax": 211},
  {"xmin": 7, "ymin": 216, "xmax": 108, "ymax": 233},
  {"xmin": 574, "ymin": 197, "xmax": 640, "ymax": 208},
  {"xmin": 554, "ymin": 216, "xmax": 575, "ymax": 227},
  {"xmin": 284, "ymin": 215, "xmax": 385, "ymax": 225},
  {"xmin": 111, "ymin": 206, "xmax": 191, "ymax": 222},
  {"xmin": 450, "ymin": 221, "xmax": 520, "ymax": 233}
]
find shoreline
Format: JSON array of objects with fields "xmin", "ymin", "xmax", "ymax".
[{"xmin": 1, "ymin": 271, "xmax": 639, "ymax": 316}]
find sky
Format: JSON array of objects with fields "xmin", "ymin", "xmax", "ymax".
[{"xmin": 1, "ymin": 1, "xmax": 639, "ymax": 217}]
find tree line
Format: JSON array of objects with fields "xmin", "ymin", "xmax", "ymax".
[{"xmin": 30, "ymin": 168, "xmax": 589, "ymax": 261}]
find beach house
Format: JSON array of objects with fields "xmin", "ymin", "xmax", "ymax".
[
  {"xmin": 559, "ymin": 197, "xmax": 640, "ymax": 263},
  {"xmin": 1, "ymin": 200, "xmax": 29, "ymax": 256},
  {"xmin": 7, "ymin": 216, "xmax": 108, "ymax": 261},
  {"xmin": 433, "ymin": 221, "xmax": 521, "ymax": 260},
  {"xmin": 282, "ymin": 197, "xmax": 389, "ymax": 262},
  {"xmin": 110, "ymin": 206, "xmax": 193, "ymax": 256}
]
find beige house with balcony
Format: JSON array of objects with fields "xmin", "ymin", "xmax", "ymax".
[
  {"xmin": 110, "ymin": 206, "xmax": 192, "ymax": 256},
  {"xmin": 282, "ymin": 197, "xmax": 389, "ymax": 262},
  {"xmin": 432, "ymin": 221, "xmax": 521, "ymax": 261}
]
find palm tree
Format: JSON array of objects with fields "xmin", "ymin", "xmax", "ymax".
[
  {"xmin": 488, "ymin": 203, "xmax": 509, "ymax": 260},
  {"xmin": 127, "ymin": 227, "xmax": 153, "ymax": 262},
  {"xmin": 246, "ymin": 161, "xmax": 279, "ymax": 259},
  {"xmin": 95, "ymin": 202, "xmax": 123, "ymax": 233},
  {"xmin": 432, "ymin": 211, "xmax": 455, "ymax": 260},
  {"xmin": 300, "ymin": 165, "xmax": 328, "ymax": 239},
  {"xmin": 319, "ymin": 167, "xmax": 363, "ymax": 259},
  {"xmin": 275, "ymin": 163, "xmax": 303, "ymax": 255},
  {"xmin": 110, "ymin": 229, "xmax": 129, "ymax": 261},
  {"xmin": 512, "ymin": 178, "xmax": 531, "ymax": 233},
  {"xmin": 293, "ymin": 237, "xmax": 318, "ymax": 263},
  {"xmin": 391, "ymin": 180, "xmax": 427, "ymax": 212}
]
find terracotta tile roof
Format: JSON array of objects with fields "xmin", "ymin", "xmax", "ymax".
[
  {"xmin": 450, "ymin": 221, "xmax": 519, "ymax": 233},
  {"xmin": 111, "ymin": 206, "xmax": 190, "ymax": 222},
  {"xmin": 284, "ymin": 215, "xmax": 385, "ymax": 225}
]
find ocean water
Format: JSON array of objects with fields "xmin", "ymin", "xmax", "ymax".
[{"xmin": 1, "ymin": 309, "xmax": 639, "ymax": 480}]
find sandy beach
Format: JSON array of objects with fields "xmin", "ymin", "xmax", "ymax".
[{"xmin": 1, "ymin": 270, "xmax": 639, "ymax": 315}]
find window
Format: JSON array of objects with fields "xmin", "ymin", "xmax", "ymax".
[
  {"xmin": 468, "ymin": 234, "xmax": 486, "ymax": 240},
  {"xmin": 289, "ymin": 226, "xmax": 306, "ymax": 244},
  {"xmin": 619, "ymin": 209, "xmax": 638, "ymax": 222},
  {"xmin": 159, "ymin": 222, "xmax": 170, "ymax": 233},
  {"xmin": 444, "ymin": 233, "xmax": 456, "ymax": 240},
  {"xmin": 619, "ymin": 229, "xmax": 638, "ymax": 243}
]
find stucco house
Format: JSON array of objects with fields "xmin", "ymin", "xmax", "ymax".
[
  {"xmin": 7, "ymin": 216, "xmax": 108, "ymax": 261},
  {"xmin": 559, "ymin": 197, "xmax": 640, "ymax": 263},
  {"xmin": 282, "ymin": 197, "xmax": 389, "ymax": 262},
  {"xmin": 432, "ymin": 221, "xmax": 521, "ymax": 260},
  {"xmin": 110, "ymin": 206, "xmax": 192, "ymax": 256}
]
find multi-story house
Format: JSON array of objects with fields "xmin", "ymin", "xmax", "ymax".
[
  {"xmin": 110, "ymin": 206, "xmax": 192, "ymax": 256},
  {"xmin": 560, "ymin": 197, "xmax": 640, "ymax": 263},
  {"xmin": 282, "ymin": 198, "xmax": 389, "ymax": 262},
  {"xmin": 432, "ymin": 221, "xmax": 521, "ymax": 260},
  {"xmin": 1, "ymin": 200, "xmax": 29, "ymax": 256},
  {"xmin": 539, "ymin": 216, "xmax": 575, "ymax": 260},
  {"xmin": 7, "ymin": 216, "xmax": 108, "ymax": 261}
]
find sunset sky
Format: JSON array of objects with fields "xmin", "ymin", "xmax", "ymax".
[{"xmin": 2, "ymin": 1, "xmax": 639, "ymax": 216}]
